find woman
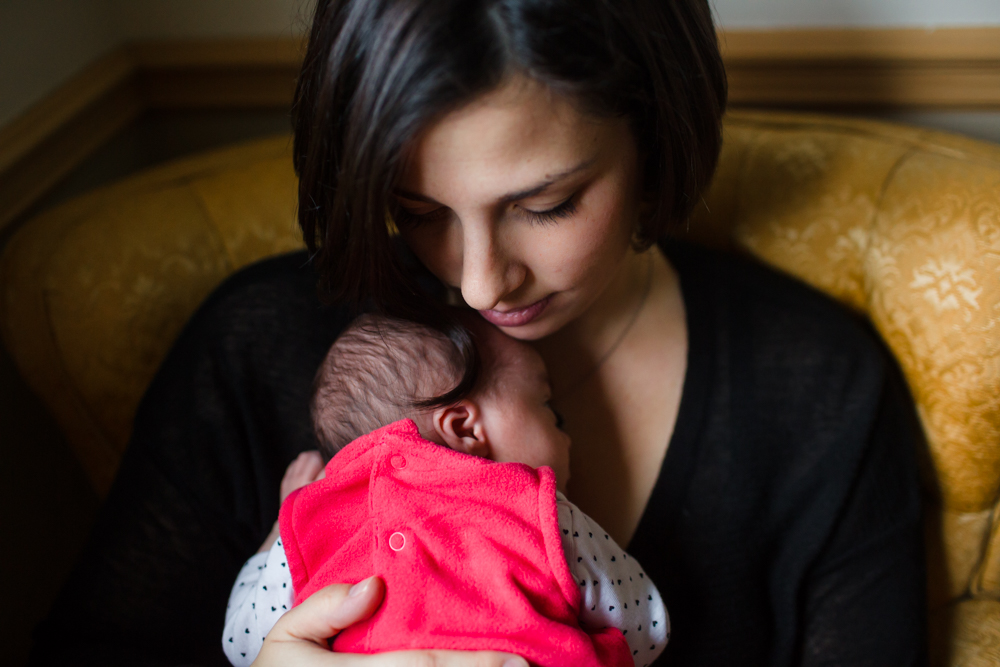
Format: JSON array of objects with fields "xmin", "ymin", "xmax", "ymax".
[{"xmin": 32, "ymin": 1, "xmax": 925, "ymax": 665}]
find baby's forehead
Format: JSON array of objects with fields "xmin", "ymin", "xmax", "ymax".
[{"xmin": 482, "ymin": 334, "xmax": 549, "ymax": 389}]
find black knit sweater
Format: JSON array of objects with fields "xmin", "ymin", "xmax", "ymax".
[{"xmin": 31, "ymin": 241, "xmax": 926, "ymax": 666}]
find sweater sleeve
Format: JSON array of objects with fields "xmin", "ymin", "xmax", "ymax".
[
  {"xmin": 222, "ymin": 539, "xmax": 295, "ymax": 666},
  {"xmin": 557, "ymin": 493, "xmax": 669, "ymax": 667},
  {"xmin": 28, "ymin": 253, "xmax": 350, "ymax": 665},
  {"xmin": 796, "ymin": 366, "xmax": 927, "ymax": 666}
]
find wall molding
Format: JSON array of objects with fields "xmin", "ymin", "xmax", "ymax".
[
  {"xmin": 0, "ymin": 39, "xmax": 302, "ymax": 232},
  {"xmin": 0, "ymin": 51, "xmax": 142, "ymax": 233},
  {"xmin": 1, "ymin": 26, "xmax": 998, "ymax": 232},
  {"xmin": 721, "ymin": 27, "xmax": 1000, "ymax": 108}
]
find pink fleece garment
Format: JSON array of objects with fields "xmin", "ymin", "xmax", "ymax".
[{"xmin": 279, "ymin": 419, "xmax": 631, "ymax": 666}]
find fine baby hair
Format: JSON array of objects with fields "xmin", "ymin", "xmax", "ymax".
[{"xmin": 311, "ymin": 312, "xmax": 478, "ymax": 460}]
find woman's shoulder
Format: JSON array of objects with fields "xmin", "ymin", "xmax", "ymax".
[
  {"xmin": 665, "ymin": 239, "xmax": 888, "ymax": 388},
  {"xmin": 166, "ymin": 250, "xmax": 352, "ymax": 365},
  {"xmin": 189, "ymin": 250, "xmax": 325, "ymax": 326},
  {"xmin": 640, "ymin": 243, "xmax": 924, "ymax": 666},
  {"xmin": 657, "ymin": 239, "xmax": 921, "ymax": 531},
  {"xmin": 661, "ymin": 239, "xmax": 908, "ymax": 468}
]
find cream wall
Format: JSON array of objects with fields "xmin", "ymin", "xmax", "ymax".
[
  {"xmin": 0, "ymin": 0, "xmax": 315, "ymax": 128},
  {"xmin": 713, "ymin": 0, "xmax": 1000, "ymax": 29},
  {"xmin": 107, "ymin": 0, "xmax": 314, "ymax": 40},
  {"xmin": 0, "ymin": 0, "xmax": 118, "ymax": 128}
]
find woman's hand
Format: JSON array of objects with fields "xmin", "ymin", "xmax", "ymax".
[
  {"xmin": 253, "ymin": 576, "xmax": 528, "ymax": 667},
  {"xmin": 258, "ymin": 451, "xmax": 327, "ymax": 553},
  {"xmin": 280, "ymin": 450, "xmax": 327, "ymax": 500}
]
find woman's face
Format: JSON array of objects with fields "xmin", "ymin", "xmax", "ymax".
[{"xmin": 394, "ymin": 77, "xmax": 644, "ymax": 341}]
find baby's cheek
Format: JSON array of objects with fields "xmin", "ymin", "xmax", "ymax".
[
  {"xmin": 537, "ymin": 436, "xmax": 570, "ymax": 479},
  {"xmin": 556, "ymin": 473, "xmax": 568, "ymax": 494},
  {"xmin": 557, "ymin": 449, "xmax": 572, "ymax": 491}
]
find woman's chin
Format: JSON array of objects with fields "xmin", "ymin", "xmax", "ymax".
[{"xmin": 492, "ymin": 321, "xmax": 552, "ymax": 341}]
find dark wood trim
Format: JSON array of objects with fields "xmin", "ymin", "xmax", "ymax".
[
  {"xmin": 2, "ymin": 27, "xmax": 999, "ymax": 232},
  {"xmin": 721, "ymin": 27, "xmax": 1000, "ymax": 108},
  {"xmin": 0, "ymin": 50, "xmax": 135, "ymax": 175},
  {"xmin": 130, "ymin": 38, "xmax": 302, "ymax": 109},
  {"xmin": 138, "ymin": 67, "xmax": 299, "ymax": 109},
  {"xmin": 0, "ymin": 53, "xmax": 142, "ymax": 232}
]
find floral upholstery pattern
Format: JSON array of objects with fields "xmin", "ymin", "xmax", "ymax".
[{"xmin": 2, "ymin": 112, "xmax": 998, "ymax": 664}]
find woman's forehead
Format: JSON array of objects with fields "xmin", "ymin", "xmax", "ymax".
[{"xmin": 398, "ymin": 77, "xmax": 628, "ymax": 201}]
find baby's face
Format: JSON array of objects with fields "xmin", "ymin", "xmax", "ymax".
[{"xmin": 475, "ymin": 331, "xmax": 571, "ymax": 491}]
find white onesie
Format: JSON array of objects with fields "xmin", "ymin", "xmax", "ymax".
[{"xmin": 224, "ymin": 492, "xmax": 669, "ymax": 666}]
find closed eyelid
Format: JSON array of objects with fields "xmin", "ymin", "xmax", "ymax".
[
  {"xmin": 393, "ymin": 157, "xmax": 596, "ymax": 210},
  {"xmin": 396, "ymin": 194, "xmax": 575, "ymax": 226},
  {"xmin": 518, "ymin": 192, "xmax": 575, "ymax": 214}
]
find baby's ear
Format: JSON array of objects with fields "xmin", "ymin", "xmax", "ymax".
[{"xmin": 432, "ymin": 400, "xmax": 490, "ymax": 458}]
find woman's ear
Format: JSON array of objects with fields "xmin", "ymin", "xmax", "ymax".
[{"xmin": 431, "ymin": 400, "xmax": 490, "ymax": 458}]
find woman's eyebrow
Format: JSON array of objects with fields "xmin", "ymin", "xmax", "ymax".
[
  {"xmin": 393, "ymin": 158, "xmax": 595, "ymax": 206},
  {"xmin": 497, "ymin": 158, "xmax": 595, "ymax": 204}
]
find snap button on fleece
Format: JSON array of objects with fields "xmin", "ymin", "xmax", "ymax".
[
  {"xmin": 390, "ymin": 455, "xmax": 406, "ymax": 469},
  {"xmin": 389, "ymin": 532, "xmax": 406, "ymax": 551}
]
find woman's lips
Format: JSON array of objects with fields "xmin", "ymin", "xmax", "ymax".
[{"xmin": 479, "ymin": 295, "xmax": 553, "ymax": 327}]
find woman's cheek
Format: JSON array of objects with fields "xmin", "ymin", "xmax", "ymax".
[{"xmin": 552, "ymin": 203, "xmax": 632, "ymax": 288}]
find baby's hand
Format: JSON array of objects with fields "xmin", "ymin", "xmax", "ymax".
[
  {"xmin": 258, "ymin": 451, "xmax": 326, "ymax": 553},
  {"xmin": 281, "ymin": 450, "xmax": 326, "ymax": 502}
]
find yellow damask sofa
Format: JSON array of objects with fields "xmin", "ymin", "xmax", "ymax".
[{"xmin": 2, "ymin": 110, "xmax": 999, "ymax": 664}]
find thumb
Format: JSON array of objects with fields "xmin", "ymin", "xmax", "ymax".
[{"xmin": 268, "ymin": 576, "xmax": 385, "ymax": 645}]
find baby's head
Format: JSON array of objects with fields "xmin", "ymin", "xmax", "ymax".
[{"xmin": 311, "ymin": 313, "xmax": 570, "ymax": 489}]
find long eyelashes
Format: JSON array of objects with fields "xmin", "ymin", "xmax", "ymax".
[
  {"xmin": 523, "ymin": 196, "xmax": 577, "ymax": 226},
  {"xmin": 392, "ymin": 195, "xmax": 579, "ymax": 229}
]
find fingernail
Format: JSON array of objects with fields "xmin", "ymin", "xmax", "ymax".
[{"xmin": 348, "ymin": 576, "xmax": 372, "ymax": 597}]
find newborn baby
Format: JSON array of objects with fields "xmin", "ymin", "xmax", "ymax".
[{"xmin": 223, "ymin": 314, "xmax": 669, "ymax": 666}]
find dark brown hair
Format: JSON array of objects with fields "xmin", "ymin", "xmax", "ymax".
[{"xmin": 293, "ymin": 0, "xmax": 727, "ymax": 404}]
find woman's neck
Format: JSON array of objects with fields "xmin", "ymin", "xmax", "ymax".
[
  {"xmin": 533, "ymin": 244, "xmax": 687, "ymax": 543},
  {"xmin": 533, "ymin": 245, "xmax": 673, "ymax": 396}
]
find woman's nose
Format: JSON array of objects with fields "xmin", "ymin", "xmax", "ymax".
[{"xmin": 459, "ymin": 224, "xmax": 525, "ymax": 311}]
